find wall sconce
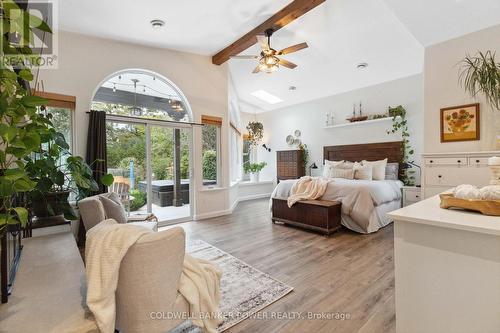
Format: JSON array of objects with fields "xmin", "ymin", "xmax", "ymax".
[{"xmin": 262, "ymin": 144, "xmax": 271, "ymax": 152}]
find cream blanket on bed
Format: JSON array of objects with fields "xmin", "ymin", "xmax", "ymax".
[
  {"xmin": 287, "ymin": 176, "xmax": 332, "ymax": 207},
  {"xmin": 85, "ymin": 219, "xmax": 222, "ymax": 333}
]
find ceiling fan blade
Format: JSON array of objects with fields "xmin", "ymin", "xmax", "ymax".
[
  {"xmin": 279, "ymin": 58, "xmax": 297, "ymax": 69},
  {"xmin": 230, "ymin": 55, "xmax": 259, "ymax": 59},
  {"xmin": 278, "ymin": 42, "xmax": 308, "ymax": 55},
  {"xmin": 256, "ymin": 34, "xmax": 270, "ymax": 51},
  {"xmin": 252, "ymin": 65, "xmax": 261, "ymax": 74}
]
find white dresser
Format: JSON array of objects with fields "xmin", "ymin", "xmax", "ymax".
[
  {"xmin": 422, "ymin": 151, "xmax": 499, "ymax": 198},
  {"xmin": 388, "ymin": 196, "xmax": 500, "ymax": 333}
]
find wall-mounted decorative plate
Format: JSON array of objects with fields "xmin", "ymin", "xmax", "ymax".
[
  {"xmin": 294, "ymin": 130, "xmax": 301, "ymax": 137},
  {"xmin": 286, "ymin": 135, "xmax": 295, "ymax": 146}
]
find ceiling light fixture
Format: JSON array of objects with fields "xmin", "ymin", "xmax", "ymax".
[
  {"xmin": 289, "ymin": 86, "xmax": 297, "ymax": 91},
  {"xmin": 150, "ymin": 19, "xmax": 165, "ymax": 29},
  {"xmin": 251, "ymin": 90, "xmax": 283, "ymax": 105},
  {"xmin": 356, "ymin": 62, "xmax": 369, "ymax": 69}
]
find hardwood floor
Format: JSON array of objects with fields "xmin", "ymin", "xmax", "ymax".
[{"xmin": 161, "ymin": 198, "xmax": 395, "ymax": 333}]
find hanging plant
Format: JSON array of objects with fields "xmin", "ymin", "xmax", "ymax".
[
  {"xmin": 459, "ymin": 51, "xmax": 500, "ymax": 111},
  {"xmin": 246, "ymin": 121, "xmax": 264, "ymax": 146},
  {"xmin": 387, "ymin": 105, "xmax": 415, "ymax": 186}
]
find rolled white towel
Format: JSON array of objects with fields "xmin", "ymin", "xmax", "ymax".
[
  {"xmin": 453, "ymin": 184, "xmax": 480, "ymax": 199},
  {"xmin": 479, "ymin": 185, "xmax": 500, "ymax": 200}
]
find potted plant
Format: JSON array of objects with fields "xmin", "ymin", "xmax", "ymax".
[
  {"xmin": 246, "ymin": 121, "xmax": 264, "ymax": 146},
  {"xmin": 459, "ymin": 51, "xmax": 500, "ymax": 111},
  {"xmin": 25, "ymin": 107, "xmax": 114, "ymax": 225},
  {"xmin": 0, "ymin": 0, "xmax": 54, "ymax": 235},
  {"xmin": 459, "ymin": 51, "xmax": 500, "ymax": 148},
  {"xmin": 244, "ymin": 162, "xmax": 267, "ymax": 182}
]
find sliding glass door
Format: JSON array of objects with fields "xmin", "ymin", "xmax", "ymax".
[
  {"xmin": 106, "ymin": 120, "xmax": 193, "ymax": 224},
  {"xmin": 149, "ymin": 125, "xmax": 191, "ymax": 222}
]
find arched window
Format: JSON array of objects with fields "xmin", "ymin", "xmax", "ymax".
[{"xmin": 91, "ymin": 69, "xmax": 192, "ymax": 123}]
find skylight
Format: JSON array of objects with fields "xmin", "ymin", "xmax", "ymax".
[{"xmin": 250, "ymin": 90, "xmax": 283, "ymax": 104}]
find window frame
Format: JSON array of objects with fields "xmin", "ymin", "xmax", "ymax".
[
  {"xmin": 201, "ymin": 115, "xmax": 222, "ymax": 188},
  {"xmin": 34, "ymin": 91, "xmax": 76, "ymax": 153}
]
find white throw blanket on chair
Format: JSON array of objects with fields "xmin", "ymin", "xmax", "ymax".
[
  {"xmin": 287, "ymin": 176, "xmax": 332, "ymax": 207},
  {"xmin": 85, "ymin": 219, "xmax": 222, "ymax": 333}
]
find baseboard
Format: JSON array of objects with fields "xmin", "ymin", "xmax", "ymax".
[
  {"xmin": 193, "ymin": 209, "xmax": 233, "ymax": 221},
  {"xmin": 193, "ymin": 193, "xmax": 271, "ymax": 221},
  {"xmin": 238, "ymin": 193, "xmax": 272, "ymax": 202}
]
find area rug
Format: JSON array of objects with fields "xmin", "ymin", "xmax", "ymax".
[{"xmin": 172, "ymin": 240, "xmax": 293, "ymax": 332}]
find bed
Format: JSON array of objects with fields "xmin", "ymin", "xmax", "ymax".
[{"xmin": 271, "ymin": 141, "xmax": 404, "ymax": 234}]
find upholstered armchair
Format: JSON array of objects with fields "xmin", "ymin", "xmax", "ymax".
[
  {"xmin": 78, "ymin": 193, "xmax": 158, "ymax": 232},
  {"xmin": 115, "ymin": 226, "xmax": 190, "ymax": 332}
]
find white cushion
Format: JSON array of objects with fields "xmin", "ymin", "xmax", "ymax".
[
  {"xmin": 353, "ymin": 162, "xmax": 373, "ymax": 180},
  {"xmin": 323, "ymin": 160, "xmax": 344, "ymax": 177},
  {"xmin": 362, "ymin": 158, "xmax": 388, "ymax": 180},
  {"xmin": 328, "ymin": 167, "xmax": 354, "ymax": 179},
  {"xmin": 99, "ymin": 192, "xmax": 127, "ymax": 224},
  {"xmin": 128, "ymin": 221, "xmax": 158, "ymax": 232}
]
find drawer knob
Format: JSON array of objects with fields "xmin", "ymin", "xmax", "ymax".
[
  {"xmin": 476, "ymin": 160, "xmax": 480, "ymax": 163},
  {"xmin": 430, "ymin": 160, "xmax": 434, "ymax": 163},
  {"xmin": 457, "ymin": 160, "xmax": 461, "ymax": 163},
  {"xmin": 438, "ymin": 175, "xmax": 442, "ymax": 178},
  {"xmin": 416, "ymin": 195, "xmax": 419, "ymax": 198}
]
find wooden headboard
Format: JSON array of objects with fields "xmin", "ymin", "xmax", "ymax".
[{"xmin": 323, "ymin": 141, "xmax": 403, "ymax": 166}]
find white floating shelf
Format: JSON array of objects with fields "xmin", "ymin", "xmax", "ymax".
[{"xmin": 323, "ymin": 116, "xmax": 399, "ymax": 129}]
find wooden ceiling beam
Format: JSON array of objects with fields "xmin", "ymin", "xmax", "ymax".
[{"xmin": 211, "ymin": 0, "xmax": 325, "ymax": 65}]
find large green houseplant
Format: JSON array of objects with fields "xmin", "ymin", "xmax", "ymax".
[
  {"xmin": 0, "ymin": 0, "xmax": 53, "ymax": 234},
  {"xmin": 1, "ymin": 0, "xmax": 113, "ymax": 231},
  {"xmin": 25, "ymin": 107, "xmax": 114, "ymax": 223},
  {"xmin": 459, "ymin": 51, "xmax": 500, "ymax": 111}
]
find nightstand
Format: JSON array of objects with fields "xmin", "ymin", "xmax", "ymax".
[{"xmin": 402, "ymin": 186, "xmax": 422, "ymax": 207}]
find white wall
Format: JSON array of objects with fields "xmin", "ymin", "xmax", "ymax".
[
  {"xmin": 424, "ymin": 24, "xmax": 500, "ymax": 153},
  {"xmin": 38, "ymin": 31, "xmax": 230, "ymax": 218},
  {"xmin": 249, "ymin": 74, "xmax": 423, "ymax": 182}
]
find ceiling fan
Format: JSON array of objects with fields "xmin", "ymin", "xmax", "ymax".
[{"xmin": 230, "ymin": 28, "xmax": 308, "ymax": 74}]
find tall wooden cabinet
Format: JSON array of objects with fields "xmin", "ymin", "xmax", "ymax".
[{"xmin": 277, "ymin": 150, "xmax": 305, "ymax": 182}]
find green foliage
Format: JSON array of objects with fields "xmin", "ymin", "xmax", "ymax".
[
  {"xmin": 202, "ymin": 150, "xmax": 217, "ymax": 180},
  {"xmin": 459, "ymin": 51, "xmax": 500, "ymax": 111},
  {"xmin": 298, "ymin": 143, "xmax": 309, "ymax": 169},
  {"xmin": 0, "ymin": 1, "xmax": 52, "ymax": 234},
  {"xmin": 244, "ymin": 162, "xmax": 267, "ymax": 174},
  {"xmin": 129, "ymin": 189, "xmax": 146, "ymax": 211},
  {"xmin": 246, "ymin": 121, "xmax": 264, "ymax": 146},
  {"xmin": 0, "ymin": 2, "xmax": 113, "ymax": 227},
  {"xmin": 387, "ymin": 105, "xmax": 415, "ymax": 186}
]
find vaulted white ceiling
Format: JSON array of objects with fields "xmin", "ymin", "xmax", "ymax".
[{"xmin": 59, "ymin": 0, "xmax": 500, "ymax": 112}]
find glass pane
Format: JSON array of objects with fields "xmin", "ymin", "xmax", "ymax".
[
  {"xmin": 48, "ymin": 106, "xmax": 72, "ymax": 151},
  {"xmin": 150, "ymin": 126, "xmax": 191, "ymax": 221},
  {"xmin": 106, "ymin": 121, "xmax": 147, "ymax": 215},
  {"xmin": 202, "ymin": 124, "xmax": 218, "ymax": 186},
  {"xmin": 92, "ymin": 71, "xmax": 190, "ymax": 122}
]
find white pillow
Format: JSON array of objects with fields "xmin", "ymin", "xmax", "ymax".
[
  {"xmin": 328, "ymin": 167, "xmax": 354, "ymax": 179},
  {"xmin": 99, "ymin": 192, "xmax": 127, "ymax": 224},
  {"xmin": 353, "ymin": 162, "xmax": 373, "ymax": 180},
  {"xmin": 362, "ymin": 158, "xmax": 388, "ymax": 180},
  {"xmin": 323, "ymin": 160, "xmax": 344, "ymax": 177}
]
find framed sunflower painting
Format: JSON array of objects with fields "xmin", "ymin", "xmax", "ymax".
[{"xmin": 440, "ymin": 103, "xmax": 480, "ymax": 143}]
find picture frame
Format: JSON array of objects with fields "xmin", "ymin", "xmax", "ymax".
[{"xmin": 440, "ymin": 103, "xmax": 480, "ymax": 143}]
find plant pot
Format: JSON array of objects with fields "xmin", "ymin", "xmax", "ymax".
[
  {"xmin": 250, "ymin": 172, "xmax": 260, "ymax": 183},
  {"xmin": 31, "ymin": 190, "xmax": 71, "ymax": 227}
]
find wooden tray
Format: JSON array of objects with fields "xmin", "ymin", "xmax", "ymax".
[{"xmin": 439, "ymin": 193, "xmax": 500, "ymax": 216}]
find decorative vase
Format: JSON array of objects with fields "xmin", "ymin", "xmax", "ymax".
[{"xmin": 250, "ymin": 172, "xmax": 260, "ymax": 183}]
